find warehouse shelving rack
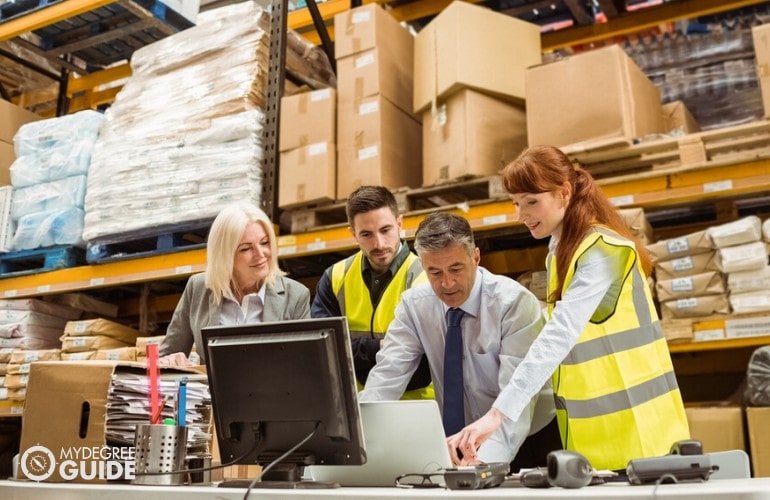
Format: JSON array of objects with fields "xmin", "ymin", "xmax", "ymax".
[{"xmin": 2, "ymin": 0, "xmax": 770, "ymax": 385}]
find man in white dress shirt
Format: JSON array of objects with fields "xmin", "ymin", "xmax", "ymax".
[{"xmin": 359, "ymin": 212, "xmax": 559, "ymax": 469}]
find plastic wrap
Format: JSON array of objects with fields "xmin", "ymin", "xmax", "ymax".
[
  {"xmin": 10, "ymin": 140, "xmax": 95, "ymax": 187},
  {"xmin": 11, "ymin": 207, "xmax": 86, "ymax": 251},
  {"xmin": 715, "ymin": 241, "xmax": 769, "ymax": 273},
  {"xmin": 747, "ymin": 346, "xmax": 770, "ymax": 406},
  {"xmin": 84, "ymin": 112, "xmax": 262, "ymax": 240},
  {"xmin": 729, "ymin": 290, "xmax": 770, "ymax": 314},
  {"xmin": 83, "ymin": 1, "xmax": 334, "ymax": 241},
  {"xmin": 13, "ymin": 110, "xmax": 104, "ymax": 157},
  {"xmin": 707, "ymin": 215, "xmax": 763, "ymax": 248},
  {"xmin": 10, "ymin": 175, "xmax": 87, "ymax": 221}
]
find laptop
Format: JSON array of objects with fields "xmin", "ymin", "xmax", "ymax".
[{"xmin": 307, "ymin": 400, "xmax": 452, "ymax": 487}]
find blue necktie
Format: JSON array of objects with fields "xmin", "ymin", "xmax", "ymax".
[{"xmin": 443, "ymin": 308, "xmax": 466, "ymax": 436}]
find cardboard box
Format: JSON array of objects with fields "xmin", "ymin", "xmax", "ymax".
[
  {"xmin": 746, "ymin": 406, "xmax": 770, "ymax": 477},
  {"xmin": 0, "ymin": 141, "xmax": 14, "ymax": 187},
  {"xmin": 527, "ymin": 45, "xmax": 664, "ymax": 150},
  {"xmin": 19, "ymin": 361, "xmax": 206, "ymax": 483},
  {"xmin": 662, "ymin": 100, "xmax": 700, "ymax": 134},
  {"xmin": 422, "ymin": 89, "xmax": 527, "ymax": 187},
  {"xmin": 685, "ymin": 406, "xmax": 745, "ymax": 454},
  {"xmin": 337, "ymin": 95, "xmax": 421, "ymax": 199},
  {"xmin": 752, "ymin": 24, "xmax": 770, "ymax": 119},
  {"xmin": 279, "ymin": 88, "xmax": 336, "ymax": 152},
  {"xmin": 19, "ymin": 362, "xmax": 115, "ymax": 482},
  {"xmin": 279, "ymin": 142, "xmax": 336, "ymax": 209},
  {"xmin": 334, "ymin": 3, "xmax": 410, "ymax": 60},
  {"xmin": 0, "ymin": 99, "xmax": 41, "ymax": 145},
  {"xmin": 336, "ymin": 46, "xmax": 416, "ymax": 119},
  {"xmin": 414, "ymin": 1, "xmax": 541, "ymax": 113}
]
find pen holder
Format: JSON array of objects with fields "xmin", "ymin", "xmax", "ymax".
[{"xmin": 132, "ymin": 423, "xmax": 188, "ymax": 486}]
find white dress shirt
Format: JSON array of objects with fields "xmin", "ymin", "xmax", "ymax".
[
  {"xmin": 359, "ymin": 266, "xmax": 555, "ymax": 463},
  {"xmin": 220, "ymin": 286, "xmax": 267, "ymax": 325},
  {"xmin": 494, "ymin": 236, "xmax": 628, "ymax": 428}
]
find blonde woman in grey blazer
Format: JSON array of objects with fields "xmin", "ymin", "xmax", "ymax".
[{"xmin": 159, "ymin": 202, "xmax": 310, "ymax": 364}]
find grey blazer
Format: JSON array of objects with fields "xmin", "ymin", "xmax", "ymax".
[{"xmin": 159, "ymin": 272, "xmax": 311, "ymax": 361}]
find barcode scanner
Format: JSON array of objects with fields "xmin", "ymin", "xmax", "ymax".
[{"xmin": 521, "ymin": 450, "xmax": 595, "ymax": 489}]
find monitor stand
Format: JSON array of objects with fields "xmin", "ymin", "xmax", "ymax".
[{"xmin": 217, "ymin": 462, "xmax": 340, "ymax": 489}]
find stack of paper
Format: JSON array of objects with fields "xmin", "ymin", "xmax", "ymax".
[{"xmin": 107, "ymin": 370, "xmax": 211, "ymax": 457}]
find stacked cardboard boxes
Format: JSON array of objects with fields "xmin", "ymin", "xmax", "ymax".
[
  {"xmin": 527, "ymin": 45, "xmax": 665, "ymax": 151},
  {"xmin": 334, "ymin": 4, "xmax": 421, "ymax": 199},
  {"xmin": 278, "ymin": 88, "xmax": 337, "ymax": 208},
  {"xmin": 415, "ymin": 1, "xmax": 539, "ymax": 186}
]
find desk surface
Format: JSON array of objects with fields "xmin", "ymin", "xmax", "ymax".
[{"xmin": 2, "ymin": 478, "xmax": 770, "ymax": 500}]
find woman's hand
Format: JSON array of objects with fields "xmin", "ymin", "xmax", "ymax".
[{"xmin": 446, "ymin": 408, "xmax": 507, "ymax": 465}]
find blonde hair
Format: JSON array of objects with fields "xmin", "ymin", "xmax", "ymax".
[{"xmin": 205, "ymin": 202, "xmax": 284, "ymax": 304}]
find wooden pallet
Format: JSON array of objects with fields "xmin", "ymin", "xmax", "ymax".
[
  {"xmin": 282, "ymin": 175, "xmax": 508, "ymax": 234},
  {"xmin": 565, "ymin": 120, "xmax": 770, "ymax": 179},
  {"xmin": 86, "ymin": 218, "xmax": 213, "ymax": 263},
  {"xmin": 394, "ymin": 175, "xmax": 507, "ymax": 213},
  {"xmin": 0, "ymin": 245, "xmax": 84, "ymax": 278}
]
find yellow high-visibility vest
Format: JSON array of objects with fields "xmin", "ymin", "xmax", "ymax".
[
  {"xmin": 332, "ymin": 251, "xmax": 433, "ymax": 400},
  {"xmin": 548, "ymin": 226, "xmax": 690, "ymax": 471}
]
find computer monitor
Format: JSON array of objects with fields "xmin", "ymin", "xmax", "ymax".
[{"xmin": 201, "ymin": 317, "xmax": 366, "ymax": 486}]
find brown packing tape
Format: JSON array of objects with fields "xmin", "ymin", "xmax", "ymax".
[
  {"xmin": 354, "ymin": 76, "xmax": 364, "ymax": 102},
  {"xmin": 430, "ymin": 27, "xmax": 438, "ymax": 118},
  {"xmin": 344, "ymin": 9, "xmax": 355, "ymax": 36},
  {"xmin": 298, "ymin": 147, "xmax": 307, "ymax": 165},
  {"xmin": 298, "ymin": 92, "xmax": 309, "ymax": 114},
  {"xmin": 353, "ymin": 37, "xmax": 361, "ymax": 54},
  {"xmin": 299, "ymin": 133, "xmax": 309, "ymax": 147},
  {"xmin": 296, "ymin": 184, "xmax": 306, "ymax": 202}
]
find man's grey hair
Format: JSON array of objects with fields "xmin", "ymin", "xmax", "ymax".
[{"xmin": 414, "ymin": 212, "xmax": 475, "ymax": 257}]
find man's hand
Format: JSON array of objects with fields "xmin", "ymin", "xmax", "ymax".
[
  {"xmin": 446, "ymin": 407, "xmax": 507, "ymax": 465},
  {"xmin": 157, "ymin": 352, "xmax": 194, "ymax": 367}
]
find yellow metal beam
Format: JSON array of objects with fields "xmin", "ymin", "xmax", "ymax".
[
  {"xmin": 277, "ymin": 199, "xmax": 524, "ymax": 257},
  {"xmin": 68, "ymin": 85, "xmax": 122, "ymax": 111},
  {"xmin": 288, "ymin": 0, "xmax": 350, "ymax": 30},
  {"xmin": 669, "ymin": 335, "xmax": 770, "ymax": 353},
  {"xmin": 67, "ymin": 63, "xmax": 131, "ymax": 94},
  {"xmin": 1, "ymin": 248, "xmax": 206, "ymax": 298},
  {"xmin": 541, "ymin": 0, "xmax": 769, "ymax": 51},
  {"xmin": 0, "ymin": 0, "xmax": 118, "ymax": 41},
  {"xmin": 385, "ymin": 0, "xmax": 485, "ymax": 23}
]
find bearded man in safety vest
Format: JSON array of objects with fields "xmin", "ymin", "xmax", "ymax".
[{"xmin": 311, "ymin": 185, "xmax": 432, "ymax": 399}]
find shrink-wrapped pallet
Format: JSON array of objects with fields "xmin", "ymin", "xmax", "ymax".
[{"xmin": 83, "ymin": 1, "xmax": 334, "ymax": 241}]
